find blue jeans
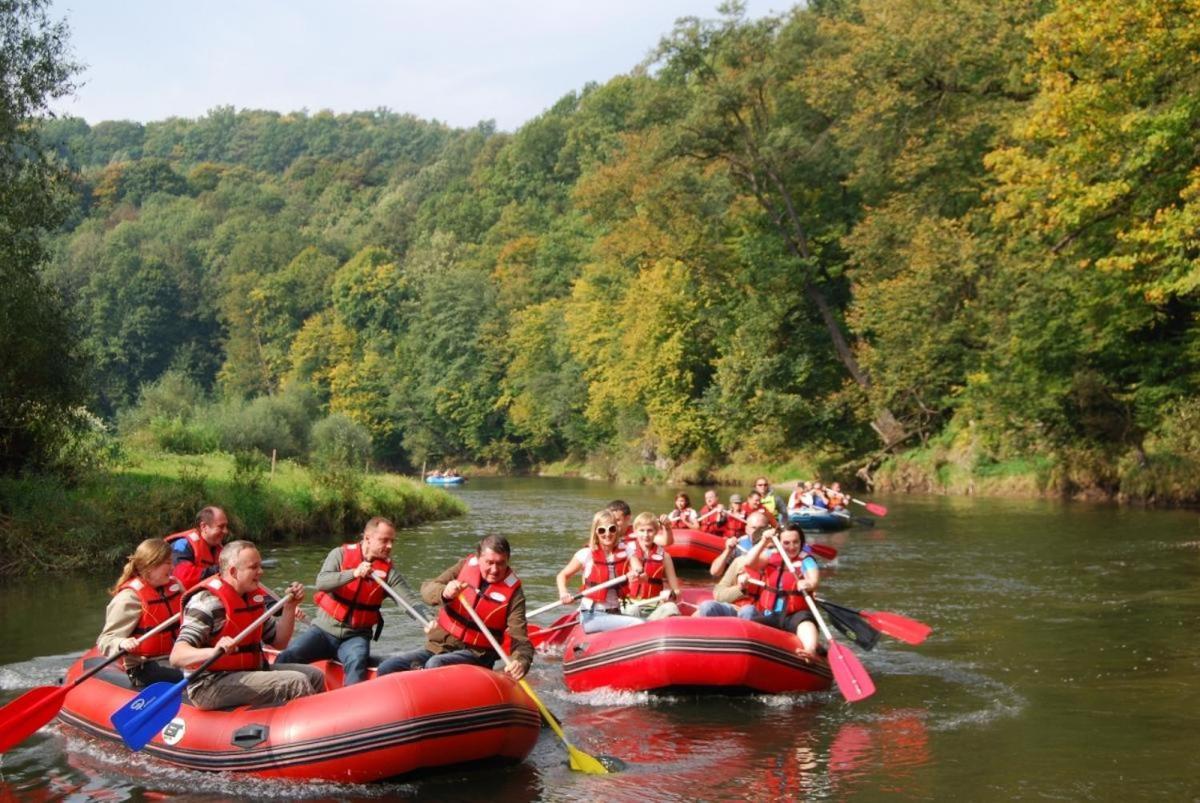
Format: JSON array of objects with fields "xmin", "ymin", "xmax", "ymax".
[
  {"xmin": 580, "ymin": 608, "xmax": 643, "ymax": 633},
  {"xmin": 376, "ymin": 647, "xmax": 495, "ymax": 675},
  {"xmin": 275, "ymin": 626, "xmax": 371, "ymax": 685},
  {"xmin": 695, "ymin": 600, "xmax": 757, "ymax": 619}
]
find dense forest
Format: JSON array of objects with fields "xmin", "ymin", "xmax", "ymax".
[{"xmin": 9, "ymin": 0, "xmax": 1200, "ymax": 501}]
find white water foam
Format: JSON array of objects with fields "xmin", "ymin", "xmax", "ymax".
[{"xmin": 0, "ymin": 651, "xmax": 81, "ymax": 690}]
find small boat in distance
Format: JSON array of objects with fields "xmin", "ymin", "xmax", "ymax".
[{"xmin": 425, "ymin": 470, "xmax": 466, "ymax": 485}]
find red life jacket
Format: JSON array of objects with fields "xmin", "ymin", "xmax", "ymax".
[
  {"xmin": 313, "ymin": 543, "xmax": 392, "ymax": 633},
  {"xmin": 725, "ymin": 510, "xmax": 747, "ymax": 538},
  {"xmin": 202, "ymin": 577, "xmax": 267, "ymax": 672},
  {"xmin": 757, "ymin": 553, "xmax": 809, "ymax": 615},
  {"xmin": 627, "ymin": 544, "xmax": 666, "ymax": 599},
  {"xmin": 667, "ymin": 508, "xmax": 696, "ymax": 529},
  {"xmin": 118, "ymin": 577, "xmax": 183, "ymax": 661},
  {"xmin": 581, "ymin": 547, "xmax": 629, "ymax": 606},
  {"xmin": 166, "ymin": 529, "xmax": 219, "ymax": 578},
  {"xmin": 698, "ymin": 505, "xmax": 725, "ymax": 535},
  {"xmin": 436, "ymin": 556, "xmax": 522, "ymax": 649}
]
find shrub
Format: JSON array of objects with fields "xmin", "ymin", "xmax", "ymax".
[{"xmin": 310, "ymin": 413, "xmax": 372, "ymax": 469}]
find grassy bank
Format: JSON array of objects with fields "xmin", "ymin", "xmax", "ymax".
[{"xmin": 0, "ymin": 450, "xmax": 466, "ymax": 576}]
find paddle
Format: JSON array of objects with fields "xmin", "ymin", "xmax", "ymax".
[
  {"xmin": 111, "ymin": 589, "xmax": 292, "ymax": 751},
  {"xmin": 372, "ymin": 571, "xmax": 433, "ymax": 627},
  {"xmin": 528, "ymin": 611, "xmax": 580, "ymax": 648},
  {"xmin": 0, "ymin": 596, "xmax": 195, "ymax": 754},
  {"xmin": 849, "ymin": 497, "xmax": 888, "ymax": 517},
  {"xmin": 770, "ymin": 534, "xmax": 875, "ymax": 702},
  {"xmin": 816, "ymin": 597, "xmax": 931, "ymax": 645},
  {"xmin": 456, "ymin": 593, "xmax": 610, "ymax": 775},
  {"xmin": 527, "ymin": 573, "xmax": 629, "ymax": 618},
  {"xmin": 743, "ymin": 579, "xmax": 880, "ymax": 651}
]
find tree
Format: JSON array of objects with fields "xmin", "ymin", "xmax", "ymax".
[{"xmin": 0, "ymin": 0, "xmax": 88, "ymax": 472}]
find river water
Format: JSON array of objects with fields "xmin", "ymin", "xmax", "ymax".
[{"xmin": 1, "ymin": 477, "xmax": 1198, "ymax": 800}]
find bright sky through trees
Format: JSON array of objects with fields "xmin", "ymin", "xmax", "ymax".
[{"xmin": 49, "ymin": 0, "xmax": 781, "ymax": 130}]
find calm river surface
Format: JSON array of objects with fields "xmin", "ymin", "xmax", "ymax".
[{"xmin": 1, "ymin": 477, "xmax": 1198, "ymax": 800}]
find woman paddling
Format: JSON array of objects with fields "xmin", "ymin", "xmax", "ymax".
[
  {"xmin": 97, "ymin": 538, "xmax": 185, "ymax": 688},
  {"xmin": 663, "ymin": 492, "xmax": 698, "ymax": 530},
  {"xmin": 746, "ymin": 523, "xmax": 821, "ymax": 657},
  {"xmin": 556, "ymin": 510, "xmax": 644, "ymax": 633}
]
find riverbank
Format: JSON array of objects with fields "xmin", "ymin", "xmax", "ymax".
[
  {"xmin": 0, "ymin": 450, "xmax": 466, "ymax": 576},
  {"xmin": 534, "ymin": 444, "xmax": 1200, "ymax": 506}
]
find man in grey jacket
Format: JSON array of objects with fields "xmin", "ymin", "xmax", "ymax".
[{"xmin": 275, "ymin": 516, "xmax": 428, "ymax": 685}]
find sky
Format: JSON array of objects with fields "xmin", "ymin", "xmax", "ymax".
[{"xmin": 49, "ymin": 0, "xmax": 786, "ymax": 132}]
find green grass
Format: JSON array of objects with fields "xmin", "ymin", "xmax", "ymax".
[{"xmin": 0, "ymin": 449, "xmax": 466, "ymax": 576}]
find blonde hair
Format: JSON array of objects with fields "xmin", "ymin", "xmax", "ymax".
[
  {"xmin": 110, "ymin": 538, "xmax": 172, "ymax": 595},
  {"xmin": 588, "ymin": 510, "xmax": 618, "ymax": 551},
  {"xmin": 631, "ymin": 512, "xmax": 659, "ymax": 530}
]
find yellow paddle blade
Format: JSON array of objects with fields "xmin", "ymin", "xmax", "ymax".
[
  {"xmin": 568, "ymin": 744, "xmax": 611, "ymax": 775},
  {"xmin": 519, "ymin": 679, "xmax": 609, "ymax": 774}
]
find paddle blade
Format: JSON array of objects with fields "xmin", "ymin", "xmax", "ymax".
[
  {"xmin": 530, "ymin": 612, "xmax": 578, "ymax": 648},
  {"xmin": 806, "ymin": 543, "xmax": 838, "ymax": 561},
  {"xmin": 110, "ymin": 681, "xmax": 184, "ymax": 751},
  {"xmin": 568, "ymin": 743, "xmax": 611, "ymax": 775},
  {"xmin": 818, "ymin": 600, "xmax": 880, "ymax": 651},
  {"xmin": 826, "ymin": 641, "xmax": 876, "ymax": 702},
  {"xmin": 862, "ymin": 610, "xmax": 932, "ymax": 645},
  {"xmin": 0, "ymin": 685, "xmax": 69, "ymax": 752},
  {"xmin": 863, "ymin": 502, "xmax": 887, "ymax": 517}
]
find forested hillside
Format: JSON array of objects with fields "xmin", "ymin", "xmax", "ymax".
[{"xmin": 30, "ymin": 0, "xmax": 1200, "ymax": 500}]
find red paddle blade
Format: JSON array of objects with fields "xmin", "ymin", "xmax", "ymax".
[
  {"xmin": 530, "ymin": 612, "xmax": 578, "ymax": 648},
  {"xmin": 826, "ymin": 641, "xmax": 876, "ymax": 702},
  {"xmin": 806, "ymin": 543, "xmax": 838, "ymax": 560},
  {"xmin": 864, "ymin": 502, "xmax": 888, "ymax": 517},
  {"xmin": 0, "ymin": 685, "xmax": 69, "ymax": 752},
  {"xmin": 862, "ymin": 610, "xmax": 931, "ymax": 645}
]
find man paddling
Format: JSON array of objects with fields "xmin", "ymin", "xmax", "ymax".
[
  {"xmin": 377, "ymin": 534, "xmax": 532, "ymax": 680},
  {"xmin": 693, "ymin": 511, "xmax": 772, "ymax": 620},
  {"xmin": 167, "ymin": 506, "xmax": 230, "ymax": 588},
  {"xmin": 275, "ymin": 517, "xmax": 427, "ymax": 685},
  {"xmin": 170, "ymin": 540, "xmax": 324, "ymax": 709}
]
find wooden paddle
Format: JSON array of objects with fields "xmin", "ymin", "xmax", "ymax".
[
  {"xmin": 372, "ymin": 571, "xmax": 433, "ymax": 627},
  {"xmin": 849, "ymin": 497, "xmax": 888, "ymax": 517},
  {"xmin": 0, "ymin": 596, "xmax": 195, "ymax": 753},
  {"xmin": 111, "ymin": 590, "xmax": 292, "ymax": 751},
  {"xmin": 815, "ymin": 597, "xmax": 931, "ymax": 645},
  {"xmin": 769, "ymin": 534, "xmax": 875, "ymax": 703},
  {"xmin": 456, "ymin": 593, "xmax": 610, "ymax": 774},
  {"xmin": 527, "ymin": 573, "xmax": 629, "ymax": 618}
]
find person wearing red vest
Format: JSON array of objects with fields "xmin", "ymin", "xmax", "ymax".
[
  {"xmin": 621, "ymin": 513, "xmax": 682, "ymax": 620},
  {"xmin": 697, "ymin": 489, "xmax": 728, "ymax": 536},
  {"xmin": 97, "ymin": 538, "xmax": 186, "ymax": 688},
  {"xmin": 694, "ymin": 511, "xmax": 773, "ymax": 619},
  {"xmin": 664, "ymin": 492, "xmax": 699, "ymax": 530},
  {"xmin": 724, "ymin": 493, "xmax": 746, "ymax": 539},
  {"xmin": 556, "ymin": 509, "xmax": 645, "ymax": 633},
  {"xmin": 170, "ymin": 540, "xmax": 325, "ymax": 710},
  {"xmin": 378, "ymin": 534, "xmax": 533, "ymax": 680},
  {"xmin": 747, "ymin": 523, "xmax": 821, "ymax": 656},
  {"xmin": 167, "ymin": 506, "xmax": 230, "ymax": 588},
  {"xmin": 274, "ymin": 517, "xmax": 421, "ymax": 685}
]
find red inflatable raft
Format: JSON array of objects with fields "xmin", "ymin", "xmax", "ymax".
[
  {"xmin": 56, "ymin": 649, "xmax": 541, "ymax": 782},
  {"xmin": 664, "ymin": 528, "xmax": 727, "ymax": 567},
  {"xmin": 560, "ymin": 616, "xmax": 833, "ymax": 695}
]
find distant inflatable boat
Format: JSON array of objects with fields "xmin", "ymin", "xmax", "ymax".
[
  {"xmin": 788, "ymin": 507, "xmax": 851, "ymax": 532},
  {"xmin": 56, "ymin": 650, "xmax": 539, "ymax": 782},
  {"xmin": 425, "ymin": 475, "xmax": 466, "ymax": 485},
  {"xmin": 663, "ymin": 528, "xmax": 727, "ymax": 567}
]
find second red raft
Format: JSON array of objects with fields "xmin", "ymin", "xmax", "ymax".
[{"xmin": 560, "ymin": 616, "xmax": 833, "ymax": 694}]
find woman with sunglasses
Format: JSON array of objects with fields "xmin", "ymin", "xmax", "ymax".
[
  {"xmin": 751, "ymin": 477, "xmax": 787, "ymax": 523},
  {"xmin": 556, "ymin": 510, "xmax": 645, "ymax": 633}
]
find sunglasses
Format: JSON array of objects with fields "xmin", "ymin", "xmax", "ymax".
[
  {"xmin": 595, "ymin": 525, "xmax": 619, "ymax": 535},
  {"xmin": 755, "ymin": 482, "xmax": 768, "ymax": 487}
]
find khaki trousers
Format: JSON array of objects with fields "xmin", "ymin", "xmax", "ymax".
[{"xmin": 187, "ymin": 663, "xmax": 325, "ymax": 710}]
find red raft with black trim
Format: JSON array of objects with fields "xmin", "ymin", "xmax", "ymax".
[
  {"xmin": 664, "ymin": 528, "xmax": 727, "ymax": 568},
  {"xmin": 560, "ymin": 615, "xmax": 833, "ymax": 695},
  {"xmin": 56, "ymin": 649, "xmax": 541, "ymax": 782}
]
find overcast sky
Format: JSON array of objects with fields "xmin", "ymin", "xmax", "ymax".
[{"xmin": 49, "ymin": 1, "xmax": 786, "ymax": 131}]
